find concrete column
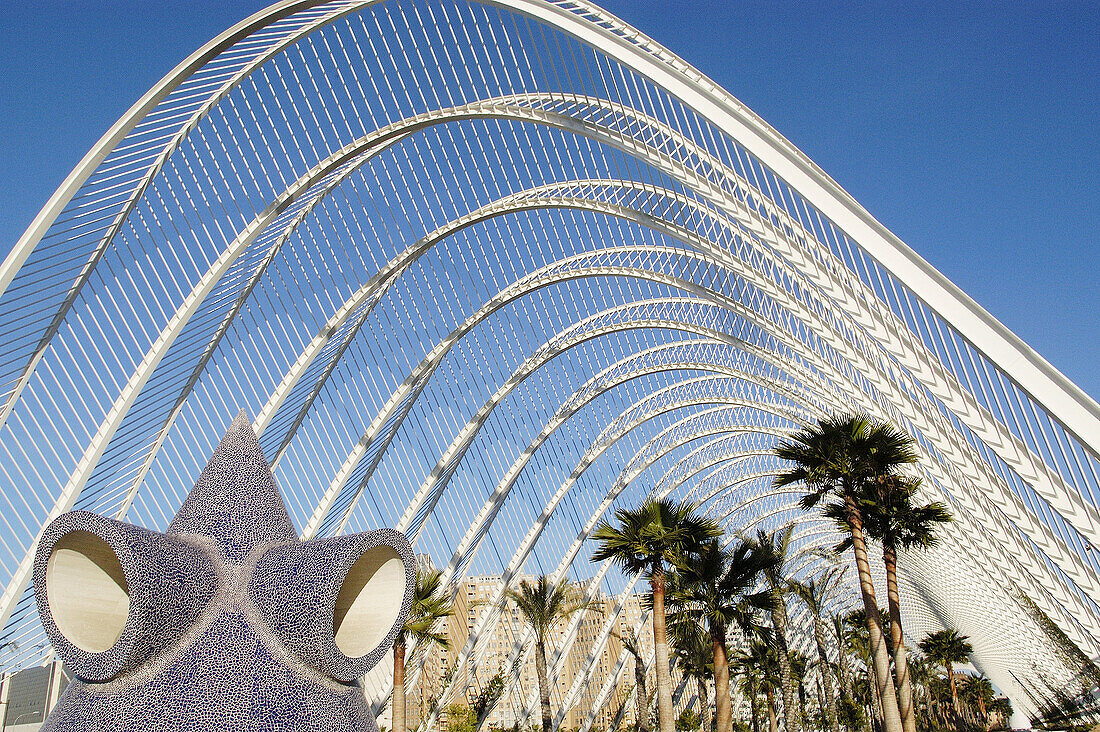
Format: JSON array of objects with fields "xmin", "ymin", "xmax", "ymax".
[
  {"xmin": 0, "ymin": 670, "xmax": 10, "ymax": 730},
  {"xmin": 47, "ymin": 660, "xmax": 66, "ymax": 714}
]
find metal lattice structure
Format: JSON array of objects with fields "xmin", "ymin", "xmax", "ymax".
[{"xmin": 2, "ymin": 0, "xmax": 1098, "ymax": 723}]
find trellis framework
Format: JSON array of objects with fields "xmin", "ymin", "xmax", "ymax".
[{"xmin": 1, "ymin": 0, "xmax": 1098, "ymax": 724}]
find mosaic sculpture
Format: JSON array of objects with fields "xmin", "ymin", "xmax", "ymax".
[{"xmin": 33, "ymin": 411, "xmax": 415, "ymax": 731}]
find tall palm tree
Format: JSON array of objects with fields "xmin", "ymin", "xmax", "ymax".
[
  {"xmin": 791, "ymin": 567, "xmax": 845, "ymax": 732},
  {"xmin": 988, "ymin": 696, "xmax": 1012, "ymax": 730},
  {"xmin": 748, "ymin": 527, "xmax": 801, "ymax": 732},
  {"xmin": 958, "ymin": 673, "xmax": 994, "ymax": 725},
  {"xmin": 904, "ymin": 651, "xmax": 935, "ymax": 727},
  {"xmin": 502, "ymin": 575, "xmax": 597, "ymax": 732},
  {"xmin": 788, "ymin": 649, "xmax": 811, "ymax": 728},
  {"xmin": 592, "ymin": 497, "xmax": 723, "ymax": 732},
  {"xmin": 621, "ymin": 628, "xmax": 651, "ymax": 732},
  {"xmin": 830, "ymin": 613, "xmax": 855, "ymax": 711},
  {"xmin": 394, "ymin": 568, "xmax": 453, "ymax": 732},
  {"xmin": 731, "ymin": 636, "xmax": 781, "ymax": 732},
  {"xmin": 918, "ymin": 629, "xmax": 972, "ymax": 713},
  {"xmin": 774, "ymin": 413, "xmax": 919, "ymax": 732},
  {"xmin": 669, "ymin": 621, "xmax": 715, "ymax": 732},
  {"xmin": 843, "ymin": 607, "xmax": 895, "ymax": 732},
  {"xmin": 667, "ymin": 539, "xmax": 774, "ymax": 732},
  {"xmin": 827, "ymin": 475, "xmax": 952, "ymax": 732}
]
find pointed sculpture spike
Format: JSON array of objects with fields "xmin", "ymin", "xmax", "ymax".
[{"xmin": 168, "ymin": 409, "xmax": 297, "ymax": 558}]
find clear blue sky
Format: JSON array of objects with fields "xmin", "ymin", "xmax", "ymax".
[{"xmin": 2, "ymin": 1, "xmax": 1097, "ymax": 399}]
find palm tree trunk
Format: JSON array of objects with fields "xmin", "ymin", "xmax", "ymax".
[
  {"xmin": 750, "ymin": 678, "xmax": 761, "ymax": 732},
  {"xmin": 393, "ymin": 639, "xmax": 407, "ymax": 732},
  {"xmin": 652, "ymin": 566, "xmax": 676, "ymax": 732},
  {"xmin": 870, "ymin": 690, "xmax": 882, "ymax": 732},
  {"xmin": 845, "ymin": 492, "xmax": 903, "ymax": 732},
  {"xmin": 535, "ymin": 639, "xmax": 552, "ymax": 732},
  {"xmin": 698, "ymin": 675, "xmax": 712, "ymax": 732},
  {"xmin": 946, "ymin": 662, "xmax": 957, "ymax": 713},
  {"xmin": 765, "ymin": 686, "xmax": 778, "ymax": 732},
  {"xmin": 834, "ymin": 620, "xmax": 854, "ymax": 705},
  {"xmin": 797, "ymin": 678, "xmax": 806, "ymax": 729},
  {"xmin": 881, "ymin": 543, "xmax": 915, "ymax": 732},
  {"xmin": 770, "ymin": 600, "xmax": 801, "ymax": 732},
  {"xmin": 635, "ymin": 659, "xmax": 650, "ymax": 732},
  {"xmin": 813, "ymin": 615, "xmax": 841, "ymax": 732},
  {"xmin": 713, "ymin": 625, "xmax": 731, "ymax": 732}
]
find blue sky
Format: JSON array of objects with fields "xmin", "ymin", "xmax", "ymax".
[{"xmin": 2, "ymin": 0, "xmax": 1097, "ymax": 399}]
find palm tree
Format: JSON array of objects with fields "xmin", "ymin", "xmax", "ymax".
[
  {"xmin": 731, "ymin": 636, "xmax": 781, "ymax": 732},
  {"xmin": 592, "ymin": 497, "xmax": 723, "ymax": 732},
  {"xmin": 904, "ymin": 651, "xmax": 935, "ymax": 727},
  {"xmin": 830, "ymin": 613, "xmax": 855, "ymax": 712},
  {"xmin": 842, "ymin": 607, "xmax": 895, "ymax": 732},
  {"xmin": 667, "ymin": 539, "xmax": 774, "ymax": 732},
  {"xmin": 748, "ymin": 527, "xmax": 801, "ymax": 732},
  {"xmin": 918, "ymin": 629, "xmax": 973, "ymax": 713},
  {"xmin": 791, "ymin": 567, "xmax": 845, "ymax": 732},
  {"xmin": 621, "ymin": 628, "xmax": 652, "ymax": 732},
  {"xmin": 988, "ymin": 696, "xmax": 1012, "ymax": 730},
  {"xmin": 502, "ymin": 575, "xmax": 598, "ymax": 732},
  {"xmin": 958, "ymin": 673, "xmax": 994, "ymax": 725},
  {"xmin": 788, "ymin": 649, "xmax": 811, "ymax": 728},
  {"xmin": 394, "ymin": 568, "xmax": 453, "ymax": 732},
  {"xmin": 774, "ymin": 413, "xmax": 919, "ymax": 732},
  {"xmin": 669, "ymin": 621, "xmax": 715, "ymax": 732},
  {"xmin": 825, "ymin": 475, "xmax": 952, "ymax": 732}
]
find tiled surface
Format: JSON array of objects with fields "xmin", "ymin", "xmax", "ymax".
[{"xmin": 33, "ymin": 412, "xmax": 414, "ymax": 731}]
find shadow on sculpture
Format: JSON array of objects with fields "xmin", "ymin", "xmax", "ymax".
[{"xmin": 33, "ymin": 411, "xmax": 415, "ymax": 731}]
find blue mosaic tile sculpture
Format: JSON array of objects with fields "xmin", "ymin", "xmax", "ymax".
[{"xmin": 33, "ymin": 411, "xmax": 415, "ymax": 731}]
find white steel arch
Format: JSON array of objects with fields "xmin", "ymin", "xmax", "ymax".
[{"xmin": 2, "ymin": 0, "xmax": 1098, "ymax": 724}]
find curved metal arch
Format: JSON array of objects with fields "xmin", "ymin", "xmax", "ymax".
[
  {"xmin": 237, "ymin": 155, "xmax": 865, "ymax": 531},
  {"xmin": 504, "ymin": 0, "xmax": 1099, "ymax": 450},
  {"xmin": 91, "ymin": 165, "xmax": 1100, "ymax": 650},
  {"xmin": 560, "ymin": 285, "xmax": 1100, "ymax": 641},
  {"xmin": 44, "ymin": 95, "xmax": 1086, "ymax": 655},
  {"xmin": 259, "ymin": 215, "xmax": 1100, "ymax": 691},
  {"xmin": 4, "ymin": 177, "xmax": 823, "ymax": 633},
  {"xmin": 389, "ymin": 311, "xmax": 767, "ymax": 535},
  {"xmin": 13, "ymin": 0, "xmax": 1095, "ymax": 475},
  {"xmin": 11, "ymin": 92, "xmax": 760, "ymax": 529},
  {"xmin": 268, "ymin": 167, "xmax": 1100, "ymax": 598},
  {"xmin": 64, "ymin": 91, "xmax": 1086, "ymax": 596},
  {"xmin": 319, "ymin": 186, "xmax": 1020, "ymax": 545},
  {"xmin": 2, "ymin": 0, "xmax": 1097, "ymax": 709},
  {"xmin": 12, "ymin": 52, "xmax": 1086, "ymax": 581},
  {"xmin": 680, "ymin": 452, "xmax": 785, "ymax": 503},
  {"xmin": 0, "ymin": 0, "xmax": 341, "ymax": 296},
  {"xmin": 440, "ymin": 388, "xmax": 807, "ymax": 618},
  {"xmin": 713, "ymin": 485, "xmax": 812, "ymax": 528},
  {"xmin": 299, "ymin": 272, "xmax": 794, "ymax": 540},
  {"xmin": 14, "ymin": 83, "xmax": 799, "ymax": 462}
]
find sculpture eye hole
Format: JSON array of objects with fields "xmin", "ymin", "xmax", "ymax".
[
  {"xmin": 46, "ymin": 531, "xmax": 130, "ymax": 653},
  {"xmin": 333, "ymin": 545, "xmax": 405, "ymax": 658}
]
